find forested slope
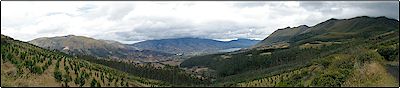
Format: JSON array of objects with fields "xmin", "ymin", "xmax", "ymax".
[
  {"xmin": 181, "ymin": 16, "xmax": 399, "ymax": 87},
  {"xmin": 1, "ymin": 34, "xmax": 148, "ymax": 87}
]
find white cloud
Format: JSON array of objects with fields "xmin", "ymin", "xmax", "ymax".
[{"xmin": 1, "ymin": 1, "xmax": 399, "ymax": 44}]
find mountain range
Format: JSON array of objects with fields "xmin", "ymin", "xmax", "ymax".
[
  {"xmin": 253, "ymin": 16, "xmax": 399, "ymax": 49},
  {"xmin": 2, "ymin": 16, "xmax": 398, "ymax": 87},
  {"xmin": 130, "ymin": 38, "xmax": 260, "ymax": 55},
  {"xmin": 29, "ymin": 35, "xmax": 260, "ymax": 60}
]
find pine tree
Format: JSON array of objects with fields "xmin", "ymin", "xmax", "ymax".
[
  {"xmin": 54, "ymin": 70, "xmax": 63, "ymax": 82},
  {"xmin": 90, "ymin": 79, "xmax": 99, "ymax": 87}
]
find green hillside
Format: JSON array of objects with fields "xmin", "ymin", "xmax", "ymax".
[
  {"xmin": 181, "ymin": 16, "xmax": 399, "ymax": 87},
  {"xmin": 252, "ymin": 25, "xmax": 309, "ymax": 48},
  {"xmin": 0, "ymin": 34, "xmax": 160, "ymax": 87}
]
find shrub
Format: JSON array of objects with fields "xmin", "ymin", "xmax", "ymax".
[
  {"xmin": 54, "ymin": 70, "xmax": 63, "ymax": 82},
  {"xmin": 90, "ymin": 79, "xmax": 101, "ymax": 87},
  {"xmin": 377, "ymin": 46, "xmax": 399, "ymax": 61},
  {"xmin": 25, "ymin": 59, "xmax": 34, "ymax": 69},
  {"xmin": 312, "ymin": 72, "xmax": 345, "ymax": 87},
  {"xmin": 63, "ymin": 74, "xmax": 72, "ymax": 83},
  {"xmin": 32, "ymin": 65, "xmax": 43, "ymax": 74}
]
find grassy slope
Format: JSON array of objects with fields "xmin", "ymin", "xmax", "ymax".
[
  {"xmin": 232, "ymin": 29, "xmax": 399, "ymax": 87},
  {"xmin": 180, "ymin": 16, "xmax": 399, "ymax": 87},
  {"xmin": 0, "ymin": 34, "xmax": 161, "ymax": 87}
]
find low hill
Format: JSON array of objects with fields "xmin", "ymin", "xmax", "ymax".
[{"xmin": 29, "ymin": 35, "xmax": 173, "ymax": 62}]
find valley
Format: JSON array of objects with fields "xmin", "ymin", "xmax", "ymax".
[{"xmin": 1, "ymin": 16, "xmax": 399, "ymax": 87}]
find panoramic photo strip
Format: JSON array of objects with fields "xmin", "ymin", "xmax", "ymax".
[{"xmin": 1, "ymin": 1, "xmax": 399, "ymax": 87}]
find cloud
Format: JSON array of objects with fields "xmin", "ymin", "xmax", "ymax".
[
  {"xmin": 299, "ymin": 1, "xmax": 399, "ymax": 20},
  {"xmin": 232, "ymin": 2, "xmax": 266, "ymax": 8},
  {"xmin": 1, "ymin": 1, "xmax": 399, "ymax": 44}
]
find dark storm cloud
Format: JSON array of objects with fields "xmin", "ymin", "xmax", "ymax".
[
  {"xmin": 355, "ymin": 2, "xmax": 399, "ymax": 20},
  {"xmin": 299, "ymin": 2, "xmax": 343, "ymax": 14},
  {"xmin": 299, "ymin": 1, "xmax": 399, "ymax": 20}
]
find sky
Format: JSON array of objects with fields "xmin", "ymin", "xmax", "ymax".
[{"xmin": 1, "ymin": 1, "xmax": 399, "ymax": 44}]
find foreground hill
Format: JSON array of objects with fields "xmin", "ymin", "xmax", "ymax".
[
  {"xmin": 2, "ymin": 34, "xmax": 211, "ymax": 87},
  {"xmin": 1, "ymin": 34, "xmax": 148, "ymax": 87},
  {"xmin": 131, "ymin": 37, "xmax": 260, "ymax": 55},
  {"xmin": 181, "ymin": 16, "xmax": 399, "ymax": 87},
  {"xmin": 29, "ymin": 35, "xmax": 173, "ymax": 62}
]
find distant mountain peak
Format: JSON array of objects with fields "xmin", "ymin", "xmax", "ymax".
[
  {"xmin": 360, "ymin": 15, "xmax": 371, "ymax": 18},
  {"xmin": 277, "ymin": 25, "xmax": 309, "ymax": 31},
  {"xmin": 336, "ymin": 16, "xmax": 397, "ymax": 21},
  {"xmin": 64, "ymin": 34, "xmax": 76, "ymax": 37},
  {"xmin": 148, "ymin": 37, "xmax": 205, "ymax": 41},
  {"xmin": 58, "ymin": 34, "xmax": 80, "ymax": 38},
  {"xmin": 178, "ymin": 37, "xmax": 203, "ymax": 40},
  {"xmin": 236, "ymin": 38, "xmax": 251, "ymax": 40},
  {"xmin": 328, "ymin": 18, "xmax": 338, "ymax": 21},
  {"xmin": 231, "ymin": 38, "xmax": 258, "ymax": 41},
  {"xmin": 277, "ymin": 26, "xmax": 291, "ymax": 30},
  {"xmin": 376, "ymin": 16, "xmax": 394, "ymax": 20},
  {"xmin": 298, "ymin": 25, "xmax": 309, "ymax": 28}
]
